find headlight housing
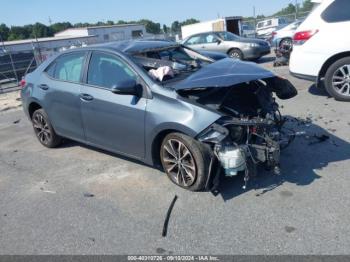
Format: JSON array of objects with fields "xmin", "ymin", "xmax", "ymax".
[
  {"xmin": 197, "ymin": 123, "xmax": 229, "ymax": 143},
  {"xmin": 250, "ymin": 43, "xmax": 259, "ymax": 48}
]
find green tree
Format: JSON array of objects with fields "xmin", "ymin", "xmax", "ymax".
[
  {"xmin": 73, "ymin": 22, "xmax": 91, "ymax": 28},
  {"xmin": 181, "ymin": 18, "xmax": 200, "ymax": 26},
  {"xmin": 300, "ymin": 0, "xmax": 314, "ymax": 12},
  {"xmin": 162, "ymin": 24, "xmax": 168, "ymax": 34},
  {"xmin": 274, "ymin": 3, "xmax": 296, "ymax": 16},
  {"xmin": 171, "ymin": 21, "xmax": 181, "ymax": 33},
  {"xmin": 0, "ymin": 23, "xmax": 10, "ymax": 41},
  {"xmin": 138, "ymin": 19, "xmax": 161, "ymax": 34},
  {"xmin": 50, "ymin": 22, "xmax": 72, "ymax": 34},
  {"xmin": 7, "ymin": 25, "xmax": 31, "ymax": 40},
  {"xmin": 116, "ymin": 20, "xmax": 128, "ymax": 25},
  {"xmin": 31, "ymin": 23, "xmax": 52, "ymax": 38}
]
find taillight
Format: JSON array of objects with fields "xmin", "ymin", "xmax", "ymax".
[
  {"xmin": 272, "ymin": 31, "xmax": 277, "ymax": 37},
  {"xmin": 20, "ymin": 77, "xmax": 26, "ymax": 88},
  {"xmin": 293, "ymin": 30, "xmax": 319, "ymax": 45}
]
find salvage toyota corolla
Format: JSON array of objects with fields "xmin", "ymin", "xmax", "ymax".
[{"xmin": 21, "ymin": 40, "xmax": 297, "ymax": 191}]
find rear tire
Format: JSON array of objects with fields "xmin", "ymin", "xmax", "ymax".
[
  {"xmin": 32, "ymin": 109, "xmax": 62, "ymax": 148},
  {"xmin": 228, "ymin": 49, "xmax": 244, "ymax": 60},
  {"xmin": 279, "ymin": 38, "xmax": 293, "ymax": 49},
  {"xmin": 324, "ymin": 57, "xmax": 350, "ymax": 101},
  {"xmin": 160, "ymin": 133, "xmax": 212, "ymax": 191}
]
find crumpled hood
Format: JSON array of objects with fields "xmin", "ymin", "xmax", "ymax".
[{"xmin": 173, "ymin": 58, "xmax": 275, "ymax": 91}]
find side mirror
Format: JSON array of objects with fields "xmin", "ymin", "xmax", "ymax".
[
  {"xmin": 216, "ymin": 39, "xmax": 222, "ymax": 45},
  {"xmin": 111, "ymin": 79, "xmax": 139, "ymax": 96}
]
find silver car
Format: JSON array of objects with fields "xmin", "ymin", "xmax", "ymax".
[{"xmin": 182, "ymin": 31, "xmax": 271, "ymax": 60}]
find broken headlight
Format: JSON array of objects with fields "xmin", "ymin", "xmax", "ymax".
[{"xmin": 197, "ymin": 123, "xmax": 229, "ymax": 143}]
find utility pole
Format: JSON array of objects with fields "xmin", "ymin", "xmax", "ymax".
[
  {"xmin": 253, "ymin": 6, "xmax": 256, "ymax": 29},
  {"xmin": 295, "ymin": 0, "xmax": 299, "ymax": 20}
]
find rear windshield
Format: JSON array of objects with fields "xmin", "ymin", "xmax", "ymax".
[{"xmin": 321, "ymin": 0, "xmax": 350, "ymax": 23}]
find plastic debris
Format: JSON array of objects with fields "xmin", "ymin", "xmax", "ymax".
[
  {"xmin": 83, "ymin": 193, "xmax": 95, "ymax": 198},
  {"xmin": 162, "ymin": 195, "xmax": 178, "ymax": 237}
]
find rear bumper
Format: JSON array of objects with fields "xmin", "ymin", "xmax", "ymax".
[{"xmin": 290, "ymin": 71, "xmax": 317, "ymax": 82}]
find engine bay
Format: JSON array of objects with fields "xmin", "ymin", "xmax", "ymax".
[{"xmin": 193, "ymin": 80, "xmax": 297, "ymax": 190}]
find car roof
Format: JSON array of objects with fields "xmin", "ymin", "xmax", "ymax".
[{"xmin": 79, "ymin": 40, "xmax": 181, "ymax": 54}]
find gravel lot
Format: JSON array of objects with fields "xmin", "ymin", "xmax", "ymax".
[{"xmin": 1, "ymin": 56, "xmax": 350, "ymax": 255}]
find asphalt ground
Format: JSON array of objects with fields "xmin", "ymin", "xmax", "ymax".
[{"xmin": 0, "ymin": 54, "xmax": 350, "ymax": 255}]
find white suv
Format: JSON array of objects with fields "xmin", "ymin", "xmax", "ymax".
[{"xmin": 289, "ymin": 0, "xmax": 350, "ymax": 101}]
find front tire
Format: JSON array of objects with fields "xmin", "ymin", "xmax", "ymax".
[
  {"xmin": 160, "ymin": 133, "xmax": 211, "ymax": 191},
  {"xmin": 228, "ymin": 49, "xmax": 244, "ymax": 60},
  {"xmin": 324, "ymin": 57, "xmax": 350, "ymax": 101},
  {"xmin": 32, "ymin": 109, "xmax": 62, "ymax": 148}
]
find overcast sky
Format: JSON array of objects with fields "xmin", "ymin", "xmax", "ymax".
[{"xmin": 1, "ymin": 0, "xmax": 298, "ymax": 26}]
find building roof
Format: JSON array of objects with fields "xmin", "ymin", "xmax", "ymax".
[
  {"xmin": 55, "ymin": 24, "xmax": 145, "ymax": 36},
  {"xmin": 2, "ymin": 35, "xmax": 96, "ymax": 47},
  {"xmin": 86, "ymin": 24, "xmax": 144, "ymax": 30}
]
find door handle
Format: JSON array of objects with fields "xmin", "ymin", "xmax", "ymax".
[
  {"xmin": 80, "ymin": 93, "xmax": 94, "ymax": 101},
  {"xmin": 38, "ymin": 84, "xmax": 49, "ymax": 90}
]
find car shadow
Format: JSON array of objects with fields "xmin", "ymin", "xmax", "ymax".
[
  {"xmin": 308, "ymin": 83, "xmax": 332, "ymax": 98},
  {"xmin": 57, "ymin": 116, "xmax": 349, "ymax": 201},
  {"xmin": 216, "ymin": 116, "xmax": 350, "ymax": 201},
  {"xmin": 59, "ymin": 139, "xmax": 159, "ymax": 170},
  {"xmin": 256, "ymin": 56, "xmax": 275, "ymax": 64}
]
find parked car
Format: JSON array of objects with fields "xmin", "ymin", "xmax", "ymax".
[
  {"xmin": 256, "ymin": 18, "xmax": 289, "ymax": 39},
  {"xmin": 21, "ymin": 40, "xmax": 297, "ymax": 191},
  {"xmin": 290, "ymin": 0, "xmax": 350, "ymax": 101},
  {"xmin": 270, "ymin": 20, "xmax": 303, "ymax": 48},
  {"xmin": 182, "ymin": 31, "xmax": 270, "ymax": 60}
]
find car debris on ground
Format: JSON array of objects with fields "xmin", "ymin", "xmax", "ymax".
[{"xmin": 162, "ymin": 195, "xmax": 178, "ymax": 237}]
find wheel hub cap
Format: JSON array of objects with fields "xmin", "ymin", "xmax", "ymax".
[
  {"xmin": 332, "ymin": 64, "xmax": 350, "ymax": 96},
  {"xmin": 162, "ymin": 139, "xmax": 196, "ymax": 187},
  {"xmin": 33, "ymin": 114, "xmax": 51, "ymax": 144}
]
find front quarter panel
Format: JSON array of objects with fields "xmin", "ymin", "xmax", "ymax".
[{"xmin": 144, "ymin": 85, "xmax": 221, "ymax": 165}]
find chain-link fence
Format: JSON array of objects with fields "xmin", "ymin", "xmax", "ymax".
[
  {"xmin": 0, "ymin": 49, "xmax": 36, "ymax": 93},
  {"xmin": 0, "ymin": 39, "xmax": 95, "ymax": 93}
]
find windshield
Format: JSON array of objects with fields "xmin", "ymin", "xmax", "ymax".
[
  {"xmin": 217, "ymin": 32, "xmax": 239, "ymax": 41},
  {"xmin": 131, "ymin": 46, "xmax": 213, "ymax": 84}
]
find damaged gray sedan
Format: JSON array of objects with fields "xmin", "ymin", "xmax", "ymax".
[{"xmin": 21, "ymin": 40, "xmax": 297, "ymax": 191}]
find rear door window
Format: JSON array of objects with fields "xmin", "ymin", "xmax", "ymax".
[
  {"xmin": 203, "ymin": 33, "xmax": 218, "ymax": 44},
  {"xmin": 46, "ymin": 52, "xmax": 86, "ymax": 82},
  {"xmin": 321, "ymin": 0, "xmax": 350, "ymax": 23}
]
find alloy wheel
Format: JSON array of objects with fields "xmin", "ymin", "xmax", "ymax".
[
  {"xmin": 280, "ymin": 38, "xmax": 293, "ymax": 49},
  {"xmin": 33, "ymin": 113, "xmax": 52, "ymax": 145},
  {"xmin": 332, "ymin": 64, "xmax": 350, "ymax": 96},
  {"xmin": 162, "ymin": 139, "xmax": 196, "ymax": 187},
  {"xmin": 230, "ymin": 52, "xmax": 241, "ymax": 59}
]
